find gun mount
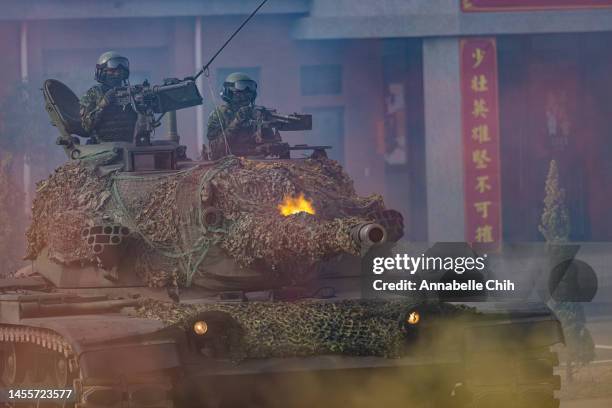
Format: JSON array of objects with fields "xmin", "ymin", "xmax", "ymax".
[{"xmin": 43, "ymin": 78, "xmax": 201, "ymax": 171}]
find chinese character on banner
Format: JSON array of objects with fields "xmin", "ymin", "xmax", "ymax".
[
  {"xmin": 462, "ymin": 0, "xmax": 612, "ymax": 12},
  {"xmin": 471, "ymin": 75, "xmax": 488, "ymax": 92},
  {"xmin": 460, "ymin": 38, "xmax": 502, "ymax": 251},
  {"xmin": 472, "ymin": 49, "xmax": 486, "ymax": 68},
  {"xmin": 472, "ymin": 125, "xmax": 490, "ymax": 144}
]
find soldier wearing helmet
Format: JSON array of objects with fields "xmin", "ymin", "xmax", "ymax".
[
  {"xmin": 79, "ymin": 51, "xmax": 137, "ymax": 143},
  {"xmin": 206, "ymin": 72, "xmax": 280, "ymax": 159}
]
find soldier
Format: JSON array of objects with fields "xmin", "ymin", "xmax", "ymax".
[
  {"xmin": 206, "ymin": 72, "xmax": 281, "ymax": 159},
  {"xmin": 80, "ymin": 51, "xmax": 137, "ymax": 143}
]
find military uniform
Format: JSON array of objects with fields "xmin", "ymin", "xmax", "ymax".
[
  {"xmin": 80, "ymin": 84, "xmax": 109, "ymax": 134},
  {"xmin": 207, "ymin": 72, "xmax": 282, "ymax": 159},
  {"xmin": 79, "ymin": 84, "xmax": 137, "ymax": 143},
  {"xmin": 207, "ymin": 104, "xmax": 284, "ymax": 160},
  {"xmin": 207, "ymin": 104, "xmax": 257, "ymax": 159},
  {"xmin": 79, "ymin": 51, "xmax": 137, "ymax": 143}
]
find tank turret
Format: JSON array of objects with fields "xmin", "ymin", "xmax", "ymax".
[{"xmin": 25, "ymin": 149, "xmax": 404, "ymax": 291}]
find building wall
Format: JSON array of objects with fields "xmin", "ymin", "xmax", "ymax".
[
  {"xmin": 0, "ymin": 22, "xmax": 21, "ymax": 102},
  {"xmin": 0, "ymin": 22, "xmax": 25, "ymax": 196},
  {"xmin": 27, "ymin": 18, "xmax": 175, "ymax": 91},
  {"xmin": 295, "ymin": 1, "xmax": 612, "ymax": 39},
  {"xmin": 309, "ymin": 0, "xmax": 459, "ymax": 16},
  {"xmin": 499, "ymin": 32, "xmax": 612, "ymax": 241}
]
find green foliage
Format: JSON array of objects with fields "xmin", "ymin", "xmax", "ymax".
[
  {"xmin": 553, "ymin": 301, "xmax": 595, "ymax": 365},
  {"xmin": 538, "ymin": 160, "xmax": 594, "ymax": 375},
  {"xmin": 539, "ymin": 160, "xmax": 570, "ymax": 242}
]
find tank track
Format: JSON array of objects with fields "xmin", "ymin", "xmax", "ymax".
[
  {"xmin": 0, "ymin": 326, "xmax": 75, "ymax": 358},
  {"xmin": 0, "ymin": 325, "xmax": 79, "ymax": 407},
  {"xmin": 0, "ymin": 325, "xmax": 78, "ymax": 373},
  {"xmin": 0, "ymin": 325, "xmax": 175, "ymax": 408}
]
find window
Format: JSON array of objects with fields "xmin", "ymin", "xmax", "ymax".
[{"xmin": 300, "ymin": 65, "xmax": 342, "ymax": 96}]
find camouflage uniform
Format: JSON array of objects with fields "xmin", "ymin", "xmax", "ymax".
[
  {"xmin": 79, "ymin": 84, "xmax": 111, "ymax": 134},
  {"xmin": 79, "ymin": 84, "xmax": 137, "ymax": 143},
  {"xmin": 207, "ymin": 104, "xmax": 255, "ymax": 160}
]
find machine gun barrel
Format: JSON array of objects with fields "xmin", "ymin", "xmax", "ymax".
[
  {"xmin": 256, "ymin": 107, "xmax": 312, "ymax": 132},
  {"xmin": 269, "ymin": 113, "xmax": 312, "ymax": 131},
  {"xmin": 113, "ymin": 79, "xmax": 203, "ymax": 115},
  {"xmin": 152, "ymin": 82, "xmax": 186, "ymax": 92}
]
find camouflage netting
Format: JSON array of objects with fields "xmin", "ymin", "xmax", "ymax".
[
  {"xmin": 26, "ymin": 161, "xmax": 112, "ymax": 264},
  {"xmin": 221, "ymin": 213, "xmax": 363, "ymax": 279},
  {"xmin": 136, "ymin": 299, "xmax": 478, "ymax": 359},
  {"xmin": 27, "ymin": 155, "xmax": 386, "ymax": 288}
]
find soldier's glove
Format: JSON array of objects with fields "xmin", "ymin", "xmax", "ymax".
[
  {"xmin": 98, "ymin": 89, "xmax": 117, "ymax": 109},
  {"xmin": 236, "ymin": 105, "xmax": 254, "ymax": 123}
]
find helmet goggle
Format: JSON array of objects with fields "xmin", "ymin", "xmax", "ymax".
[
  {"xmin": 104, "ymin": 57, "xmax": 129, "ymax": 71},
  {"xmin": 230, "ymin": 80, "xmax": 257, "ymax": 92}
]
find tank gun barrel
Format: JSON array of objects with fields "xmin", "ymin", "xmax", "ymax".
[{"xmin": 351, "ymin": 222, "xmax": 387, "ymax": 247}]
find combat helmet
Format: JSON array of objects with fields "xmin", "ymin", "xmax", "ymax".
[
  {"xmin": 221, "ymin": 72, "xmax": 257, "ymax": 105},
  {"xmin": 95, "ymin": 51, "xmax": 130, "ymax": 87}
]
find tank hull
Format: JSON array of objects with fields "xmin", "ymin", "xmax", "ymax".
[
  {"xmin": 11, "ymin": 150, "xmax": 561, "ymax": 407},
  {"xmin": 0, "ymin": 290, "xmax": 563, "ymax": 408}
]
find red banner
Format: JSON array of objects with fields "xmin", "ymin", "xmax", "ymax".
[
  {"xmin": 460, "ymin": 38, "xmax": 502, "ymax": 249},
  {"xmin": 462, "ymin": 0, "xmax": 612, "ymax": 12}
]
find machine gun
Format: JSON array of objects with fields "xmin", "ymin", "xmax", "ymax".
[
  {"xmin": 254, "ymin": 107, "xmax": 312, "ymax": 132},
  {"xmin": 242, "ymin": 107, "xmax": 327, "ymax": 158},
  {"xmin": 111, "ymin": 78, "xmax": 203, "ymax": 145},
  {"xmin": 251, "ymin": 106, "xmax": 312, "ymax": 144},
  {"xmin": 113, "ymin": 78, "xmax": 202, "ymax": 115}
]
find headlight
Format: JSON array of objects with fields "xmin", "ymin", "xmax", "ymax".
[
  {"xmin": 193, "ymin": 320, "xmax": 208, "ymax": 336},
  {"xmin": 399, "ymin": 308, "xmax": 423, "ymax": 340},
  {"xmin": 186, "ymin": 311, "xmax": 242, "ymax": 358},
  {"xmin": 406, "ymin": 311, "xmax": 421, "ymax": 325}
]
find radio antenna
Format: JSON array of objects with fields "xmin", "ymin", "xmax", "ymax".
[{"xmin": 192, "ymin": 0, "xmax": 268, "ymax": 81}]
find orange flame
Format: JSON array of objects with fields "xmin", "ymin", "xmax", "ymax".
[{"xmin": 277, "ymin": 193, "xmax": 316, "ymax": 216}]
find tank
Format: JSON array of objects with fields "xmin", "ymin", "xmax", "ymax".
[{"xmin": 0, "ymin": 79, "xmax": 563, "ymax": 408}]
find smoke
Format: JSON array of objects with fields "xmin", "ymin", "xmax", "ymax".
[{"xmin": 179, "ymin": 311, "xmax": 561, "ymax": 407}]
